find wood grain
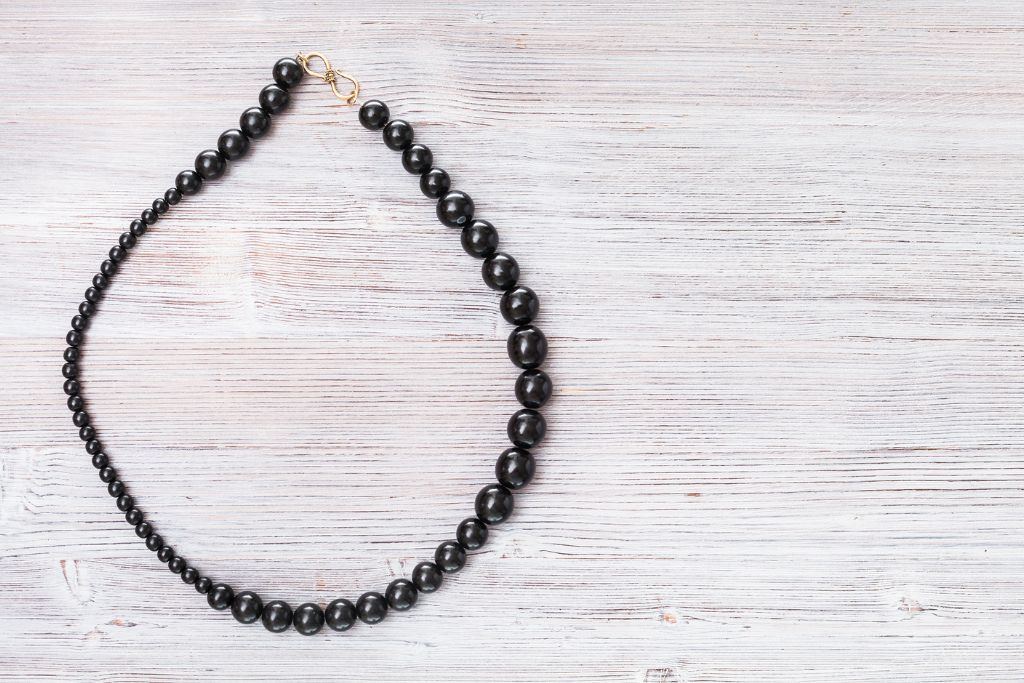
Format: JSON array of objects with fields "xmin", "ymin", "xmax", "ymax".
[{"xmin": 2, "ymin": 1, "xmax": 1024, "ymax": 680}]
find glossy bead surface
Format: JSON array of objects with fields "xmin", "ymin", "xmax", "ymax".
[
  {"xmin": 91, "ymin": 453, "xmax": 108, "ymax": 469},
  {"xmin": 195, "ymin": 576, "xmax": 213, "ymax": 594},
  {"xmin": 157, "ymin": 546, "xmax": 174, "ymax": 563},
  {"xmin": 500, "ymin": 286, "xmax": 539, "ymax": 325},
  {"xmin": 358, "ymin": 99, "xmax": 389, "ymax": 130},
  {"xmin": 258, "ymin": 84, "xmax": 290, "ymax": 114},
  {"xmin": 195, "ymin": 150, "xmax": 226, "ymax": 180},
  {"xmin": 261, "ymin": 600, "xmax": 292, "ymax": 632},
  {"xmin": 217, "ymin": 129, "xmax": 250, "ymax": 160},
  {"xmin": 80, "ymin": 301, "xmax": 96, "ymax": 318},
  {"xmin": 115, "ymin": 494, "xmax": 133, "ymax": 512},
  {"xmin": 508, "ymin": 408, "xmax": 546, "ymax": 449},
  {"xmin": 181, "ymin": 567, "xmax": 199, "ymax": 585},
  {"xmin": 100, "ymin": 259, "xmax": 117, "ymax": 277},
  {"xmin": 293, "ymin": 603, "xmax": 325, "ymax": 635},
  {"xmin": 386, "ymin": 579, "xmax": 418, "ymax": 611},
  {"xmin": 240, "ymin": 107, "xmax": 271, "ymax": 139},
  {"xmin": 85, "ymin": 286, "xmax": 101, "ymax": 301},
  {"xmin": 412, "ymin": 562, "xmax": 443, "ymax": 593},
  {"xmin": 63, "ymin": 378, "xmax": 79, "ymax": 394},
  {"xmin": 475, "ymin": 483, "xmax": 514, "ymax": 525},
  {"xmin": 168, "ymin": 556, "xmax": 186, "ymax": 574},
  {"xmin": 72, "ymin": 410, "xmax": 88, "ymax": 427},
  {"xmin": 207, "ymin": 583, "xmax": 234, "ymax": 610},
  {"xmin": 86, "ymin": 439, "xmax": 102, "ymax": 455},
  {"xmin": 134, "ymin": 521, "xmax": 152, "ymax": 538},
  {"xmin": 231, "ymin": 591, "xmax": 263, "ymax": 624},
  {"xmin": 325, "ymin": 598, "xmax": 357, "ymax": 632},
  {"xmin": 496, "ymin": 447, "xmax": 536, "ymax": 489},
  {"xmin": 107, "ymin": 480, "xmax": 124, "ymax": 497},
  {"xmin": 79, "ymin": 425, "xmax": 95, "ymax": 441},
  {"xmin": 125, "ymin": 508, "xmax": 143, "ymax": 526},
  {"xmin": 461, "ymin": 219, "xmax": 499, "ymax": 259},
  {"xmin": 272, "ymin": 57, "xmax": 304, "ymax": 89},
  {"xmin": 401, "ymin": 144, "xmax": 432, "ymax": 174},
  {"xmin": 515, "ymin": 369, "xmax": 552, "ymax": 409},
  {"xmin": 456, "ymin": 517, "xmax": 489, "ymax": 550},
  {"xmin": 175, "ymin": 170, "xmax": 203, "ymax": 195},
  {"xmin": 141, "ymin": 208, "xmax": 158, "ymax": 225},
  {"xmin": 145, "ymin": 533, "xmax": 163, "ymax": 551},
  {"xmin": 64, "ymin": 347, "xmax": 80, "ymax": 363},
  {"xmin": 164, "ymin": 188, "xmax": 181, "ymax": 205},
  {"xmin": 508, "ymin": 325, "xmax": 548, "ymax": 369},
  {"xmin": 152, "ymin": 198, "xmax": 169, "ymax": 215},
  {"xmin": 434, "ymin": 541, "xmax": 466, "ymax": 573},
  {"xmin": 68, "ymin": 396, "xmax": 84, "ymax": 413},
  {"xmin": 118, "ymin": 232, "xmax": 136, "ymax": 249},
  {"xmin": 436, "ymin": 190, "xmax": 474, "ymax": 228},
  {"xmin": 356, "ymin": 591, "xmax": 388, "ymax": 624},
  {"xmin": 420, "ymin": 167, "xmax": 451, "ymax": 199},
  {"xmin": 382, "ymin": 119, "xmax": 413, "ymax": 151},
  {"xmin": 129, "ymin": 219, "xmax": 147, "ymax": 237},
  {"xmin": 482, "ymin": 252, "xmax": 519, "ymax": 291},
  {"xmin": 63, "ymin": 362, "xmax": 78, "ymax": 379}
]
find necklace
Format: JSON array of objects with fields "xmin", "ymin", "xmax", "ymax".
[{"xmin": 61, "ymin": 52, "xmax": 550, "ymax": 635}]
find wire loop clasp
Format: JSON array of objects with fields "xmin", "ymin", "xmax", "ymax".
[{"xmin": 296, "ymin": 52, "xmax": 359, "ymax": 105}]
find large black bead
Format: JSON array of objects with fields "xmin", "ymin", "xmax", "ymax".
[
  {"xmin": 272, "ymin": 57, "xmax": 304, "ymax": 89},
  {"xmin": 382, "ymin": 119, "xmax": 413, "ymax": 151},
  {"xmin": 475, "ymin": 484, "xmax": 514, "ymax": 525},
  {"xmin": 231, "ymin": 591, "xmax": 263, "ymax": 624},
  {"xmin": 217, "ymin": 129, "xmax": 250, "ymax": 160},
  {"xmin": 420, "ymin": 167, "xmax": 451, "ymax": 199},
  {"xmin": 175, "ymin": 170, "xmax": 203, "ymax": 195},
  {"xmin": 500, "ymin": 286, "xmax": 539, "ymax": 325},
  {"xmin": 258, "ymin": 84, "xmax": 290, "ymax": 114},
  {"xmin": 461, "ymin": 219, "xmax": 499, "ymax": 259},
  {"xmin": 508, "ymin": 409, "xmax": 546, "ymax": 449},
  {"xmin": 195, "ymin": 150, "xmax": 226, "ymax": 180},
  {"xmin": 356, "ymin": 591, "xmax": 388, "ymax": 624},
  {"xmin": 207, "ymin": 583, "xmax": 234, "ymax": 610},
  {"xmin": 482, "ymin": 252, "xmax": 519, "ymax": 291},
  {"xmin": 412, "ymin": 562, "xmax": 443, "ymax": 593},
  {"xmin": 293, "ymin": 603, "xmax": 325, "ymax": 635},
  {"xmin": 434, "ymin": 541, "xmax": 466, "ymax": 573},
  {"xmin": 240, "ymin": 107, "xmax": 271, "ymax": 139},
  {"xmin": 436, "ymin": 190, "xmax": 474, "ymax": 228},
  {"xmin": 515, "ymin": 369, "xmax": 552, "ymax": 409},
  {"xmin": 508, "ymin": 325, "xmax": 548, "ymax": 369},
  {"xmin": 358, "ymin": 100, "xmax": 389, "ymax": 130},
  {"xmin": 385, "ymin": 578, "xmax": 418, "ymax": 611},
  {"xmin": 456, "ymin": 517, "xmax": 489, "ymax": 550},
  {"xmin": 325, "ymin": 598, "xmax": 357, "ymax": 632},
  {"xmin": 129, "ymin": 219, "xmax": 147, "ymax": 237},
  {"xmin": 401, "ymin": 144, "xmax": 432, "ymax": 174},
  {"xmin": 262, "ymin": 600, "xmax": 293, "ymax": 633},
  {"xmin": 496, "ymin": 447, "xmax": 535, "ymax": 489}
]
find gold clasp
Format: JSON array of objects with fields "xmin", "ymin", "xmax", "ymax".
[{"xmin": 296, "ymin": 52, "xmax": 359, "ymax": 105}]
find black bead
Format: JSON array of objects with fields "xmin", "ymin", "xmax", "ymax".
[
  {"xmin": 401, "ymin": 144, "xmax": 433, "ymax": 174},
  {"xmin": 507, "ymin": 324, "xmax": 548, "ymax": 369},
  {"xmin": 98, "ymin": 466, "xmax": 116, "ymax": 483},
  {"xmin": 79, "ymin": 425, "xmax": 95, "ymax": 441},
  {"xmin": 272, "ymin": 57, "xmax": 304, "ymax": 89},
  {"xmin": 152, "ymin": 198, "xmax": 169, "ymax": 215},
  {"xmin": 508, "ymin": 409, "xmax": 546, "ymax": 449},
  {"xmin": 116, "ymin": 494, "xmax": 133, "ymax": 512},
  {"xmin": 420, "ymin": 167, "xmax": 451, "ymax": 199},
  {"xmin": 168, "ymin": 556, "xmax": 186, "ymax": 574},
  {"xmin": 258, "ymin": 84, "xmax": 290, "ymax": 114},
  {"xmin": 195, "ymin": 150, "xmax": 226, "ymax": 180},
  {"xmin": 134, "ymin": 521, "xmax": 153, "ymax": 539},
  {"xmin": 141, "ymin": 208, "xmax": 158, "ymax": 225},
  {"xmin": 84, "ymin": 286, "xmax": 101, "ymax": 302},
  {"xmin": 63, "ymin": 362, "xmax": 78, "ymax": 379},
  {"xmin": 90, "ymin": 453, "xmax": 108, "ymax": 469},
  {"xmin": 181, "ymin": 567, "xmax": 199, "ymax": 585},
  {"xmin": 411, "ymin": 562, "xmax": 443, "ymax": 593},
  {"xmin": 109, "ymin": 245, "xmax": 127, "ymax": 263},
  {"xmin": 207, "ymin": 583, "xmax": 234, "ymax": 610},
  {"xmin": 164, "ymin": 188, "xmax": 181, "ymax": 205},
  {"xmin": 456, "ymin": 517, "xmax": 489, "ymax": 550},
  {"xmin": 500, "ymin": 286, "xmax": 539, "ymax": 325},
  {"xmin": 125, "ymin": 508, "xmax": 143, "ymax": 526},
  {"xmin": 240, "ymin": 107, "xmax": 271, "ymax": 139},
  {"xmin": 358, "ymin": 100, "xmax": 390, "ymax": 130},
  {"xmin": 107, "ymin": 480, "xmax": 125, "ymax": 497},
  {"xmin": 100, "ymin": 259, "xmax": 118, "ymax": 277},
  {"xmin": 92, "ymin": 273, "xmax": 109, "ymax": 290},
  {"xmin": 482, "ymin": 252, "xmax": 519, "ymax": 291},
  {"xmin": 175, "ymin": 170, "xmax": 203, "ymax": 195},
  {"xmin": 496, "ymin": 447, "xmax": 535, "ymax": 490},
  {"xmin": 356, "ymin": 591, "xmax": 388, "ymax": 625},
  {"xmin": 66, "ymin": 330, "xmax": 83, "ymax": 348},
  {"xmin": 86, "ymin": 439, "xmax": 102, "ymax": 455},
  {"xmin": 71, "ymin": 313, "xmax": 89, "ymax": 330},
  {"xmin": 70, "ymin": 315, "xmax": 87, "ymax": 332},
  {"xmin": 68, "ymin": 396, "xmax": 85, "ymax": 413},
  {"xmin": 217, "ymin": 129, "xmax": 250, "ymax": 161},
  {"xmin": 515, "ymin": 369, "xmax": 552, "ymax": 409},
  {"xmin": 261, "ymin": 600, "xmax": 293, "ymax": 633},
  {"xmin": 385, "ymin": 578, "xmax": 418, "ymax": 611},
  {"xmin": 325, "ymin": 598, "xmax": 357, "ymax": 632},
  {"xmin": 461, "ymin": 219, "xmax": 499, "ymax": 259},
  {"xmin": 157, "ymin": 546, "xmax": 174, "ymax": 563},
  {"xmin": 382, "ymin": 119, "xmax": 414, "ymax": 151},
  {"xmin": 436, "ymin": 190, "xmax": 474, "ymax": 228},
  {"xmin": 129, "ymin": 219, "xmax": 147, "ymax": 237},
  {"xmin": 118, "ymin": 232, "xmax": 136, "ymax": 250},
  {"xmin": 63, "ymin": 378, "xmax": 80, "ymax": 395},
  {"xmin": 231, "ymin": 591, "xmax": 263, "ymax": 624},
  {"xmin": 64, "ymin": 347, "xmax": 80, "ymax": 363},
  {"xmin": 434, "ymin": 541, "xmax": 466, "ymax": 573},
  {"xmin": 146, "ymin": 533, "xmax": 163, "ymax": 551},
  {"xmin": 293, "ymin": 603, "xmax": 325, "ymax": 636},
  {"xmin": 196, "ymin": 577, "xmax": 213, "ymax": 594},
  {"xmin": 72, "ymin": 410, "xmax": 88, "ymax": 427},
  {"xmin": 475, "ymin": 483, "xmax": 514, "ymax": 525}
]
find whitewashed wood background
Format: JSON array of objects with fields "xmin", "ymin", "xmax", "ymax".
[{"xmin": 2, "ymin": 1, "xmax": 1024, "ymax": 681}]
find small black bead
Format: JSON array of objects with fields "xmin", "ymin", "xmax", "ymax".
[
  {"xmin": 65, "ymin": 334, "xmax": 83, "ymax": 352},
  {"xmin": 194, "ymin": 150, "xmax": 226, "ymax": 180},
  {"xmin": 411, "ymin": 562, "xmax": 443, "ymax": 593},
  {"xmin": 164, "ymin": 188, "xmax": 181, "ymax": 205},
  {"xmin": 456, "ymin": 517, "xmax": 489, "ymax": 550},
  {"xmin": 196, "ymin": 577, "xmax": 213, "ymax": 594},
  {"xmin": 79, "ymin": 425, "xmax": 95, "ymax": 441},
  {"xmin": 293, "ymin": 603, "xmax": 325, "ymax": 636},
  {"xmin": 258, "ymin": 84, "xmax": 290, "ymax": 115},
  {"xmin": 217, "ymin": 129, "xmax": 250, "ymax": 161},
  {"xmin": 107, "ymin": 480, "xmax": 125, "ymax": 497},
  {"xmin": 508, "ymin": 408, "xmax": 546, "ymax": 449},
  {"xmin": 129, "ymin": 219, "xmax": 147, "ymax": 237},
  {"xmin": 434, "ymin": 541, "xmax": 466, "ymax": 573},
  {"xmin": 116, "ymin": 494, "xmax": 134, "ymax": 512},
  {"xmin": 108, "ymin": 246, "xmax": 126, "ymax": 263},
  {"xmin": 272, "ymin": 57, "xmax": 304, "ymax": 89},
  {"xmin": 461, "ymin": 219, "xmax": 499, "ymax": 259},
  {"xmin": 125, "ymin": 508, "xmax": 143, "ymax": 526},
  {"xmin": 100, "ymin": 259, "xmax": 118, "ymax": 277},
  {"xmin": 507, "ymin": 324, "xmax": 548, "ymax": 369},
  {"xmin": 63, "ymin": 362, "xmax": 78, "ymax": 379},
  {"xmin": 231, "ymin": 591, "xmax": 263, "ymax": 624},
  {"xmin": 90, "ymin": 452, "xmax": 108, "ymax": 469},
  {"xmin": 181, "ymin": 567, "xmax": 199, "ymax": 585},
  {"xmin": 175, "ymin": 170, "xmax": 203, "ymax": 195},
  {"xmin": 356, "ymin": 591, "xmax": 388, "ymax": 625},
  {"xmin": 358, "ymin": 100, "xmax": 390, "ymax": 130},
  {"xmin": 72, "ymin": 410, "xmax": 89, "ymax": 427},
  {"xmin": 152, "ymin": 198, "xmax": 169, "ymax": 215},
  {"xmin": 500, "ymin": 286, "xmax": 539, "ymax": 325},
  {"xmin": 157, "ymin": 546, "xmax": 174, "ymax": 563},
  {"xmin": 70, "ymin": 315, "xmax": 87, "ymax": 332},
  {"xmin": 240, "ymin": 107, "xmax": 271, "ymax": 139},
  {"xmin": 92, "ymin": 273, "xmax": 109, "ymax": 290},
  {"xmin": 168, "ymin": 556, "xmax": 186, "ymax": 574},
  {"xmin": 146, "ymin": 533, "xmax": 163, "ymax": 551},
  {"xmin": 68, "ymin": 395, "xmax": 85, "ymax": 412},
  {"xmin": 86, "ymin": 439, "xmax": 102, "ymax": 455},
  {"xmin": 515, "ymin": 368, "xmax": 552, "ymax": 409},
  {"xmin": 118, "ymin": 232, "xmax": 136, "ymax": 250},
  {"xmin": 420, "ymin": 167, "xmax": 451, "ymax": 199},
  {"xmin": 64, "ymin": 347, "xmax": 80, "ymax": 363},
  {"xmin": 482, "ymin": 252, "xmax": 519, "ymax": 291},
  {"xmin": 207, "ymin": 583, "xmax": 234, "ymax": 610},
  {"xmin": 261, "ymin": 600, "xmax": 293, "ymax": 633},
  {"xmin": 437, "ymin": 190, "xmax": 474, "ymax": 228},
  {"xmin": 99, "ymin": 467, "xmax": 117, "ymax": 484},
  {"xmin": 325, "ymin": 598, "xmax": 357, "ymax": 632},
  {"xmin": 84, "ymin": 286, "xmax": 101, "ymax": 302},
  {"xmin": 401, "ymin": 144, "xmax": 433, "ymax": 174},
  {"xmin": 141, "ymin": 208, "xmax": 158, "ymax": 225},
  {"xmin": 385, "ymin": 578, "xmax": 418, "ymax": 611},
  {"xmin": 475, "ymin": 484, "xmax": 515, "ymax": 525},
  {"xmin": 496, "ymin": 447, "xmax": 536, "ymax": 490},
  {"xmin": 63, "ymin": 378, "xmax": 80, "ymax": 395},
  {"xmin": 382, "ymin": 119, "xmax": 414, "ymax": 151},
  {"xmin": 79, "ymin": 300, "xmax": 95, "ymax": 317}
]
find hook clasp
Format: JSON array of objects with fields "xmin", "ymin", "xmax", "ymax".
[{"xmin": 296, "ymin": 52, "xmax": 360, "ymax": 105}]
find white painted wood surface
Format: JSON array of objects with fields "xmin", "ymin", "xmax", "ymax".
[{"xmin": 2, "ymin": 1, "xmax": 1024, "ymax": 680}]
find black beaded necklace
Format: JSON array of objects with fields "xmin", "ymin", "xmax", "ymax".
[{"xmin": 61, "ymin": 53, "xmax": 551, "ymax": 635}]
